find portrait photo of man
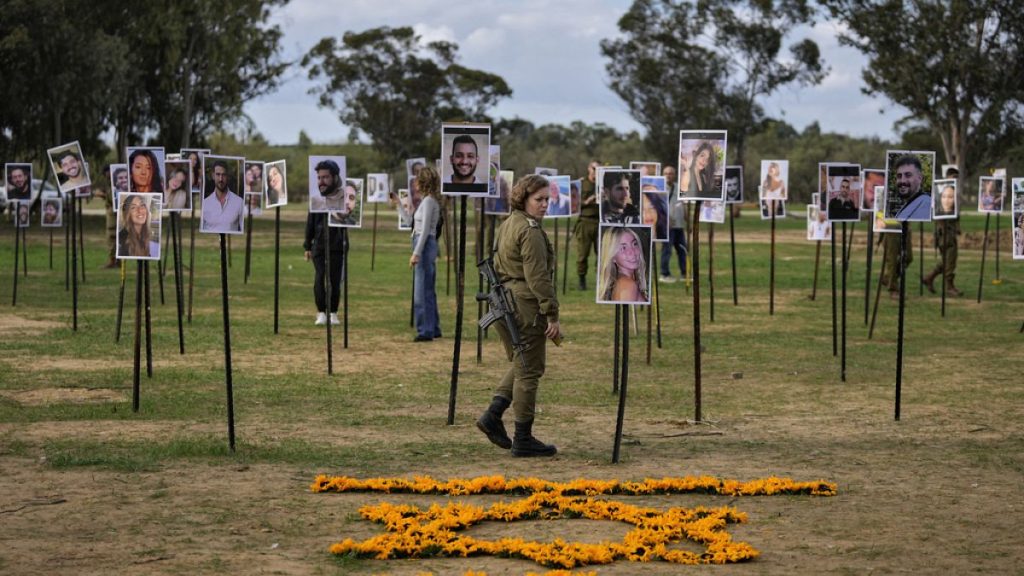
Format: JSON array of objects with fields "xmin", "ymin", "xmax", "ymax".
[
  {"xmin": 5, "ymin": 164, "xmax": 33, "ymax": 201},
  {"xmin": 885, "ymin": 151, "xmax": 935, "ymax": 222},
  {"xmin": 724, "ymin": 166, "xmax": 743, "ymax": 204},
  {"xmin": 862, "ymin": 168, "xmax": 885, "ymax": 212},
  {"xmin": 599, "ymin": 169, "xmax": 641, "ymax": 224},
  {"xmin": 546, "ymin": 175, "xmax": 572, "ymax": 217},
  {"xmin": 110, "ymin": 163, "xmax": 129, "ymax": 211},
  {"xmin": 440, "ymin": 123, "xmax": 490, "ymax": 196},
  {"xmin": 41, "ymin": 197, "xmax": 63, "ymax": 228},
  {"xmin": 328, "ymin": 178, "xmax": 362, "ymax": 228},
  {"xmin": 200, "ymin": 156, "xmax": 245, "ymax": 234},
  {"xmin": 47, "ymin": 141, "xmax": 91, "ymax": 193},
  {"xmin": 826, "ymin": 164, "xmax": 862, "ymax": 222},
  {"xmin": 308, "ymin": 156, "xmax": 347, "ymax": 213},
  {"xmin": 366, "ymin": 173, "xmax": 389, "ymax": 203}
]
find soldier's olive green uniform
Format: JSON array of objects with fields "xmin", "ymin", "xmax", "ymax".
[
  {"xmin": 493, "ymin": 209, "xmax": 558, "ymax": 422},
  {"xmin": 930, "ymin": 218, "xmax": 959, "ymax": 280},
  {"xmin": 882, "ymin": 231, "xmax": 912, "ymax": 289},
  {"xmin": 575, "ymin": 178, "xmax": 599, "ymax": 278}
]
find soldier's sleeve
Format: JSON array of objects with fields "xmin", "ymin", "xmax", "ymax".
[{"xmin": 520, "ymin": 226, "xmax": 559, "ymax": 322}]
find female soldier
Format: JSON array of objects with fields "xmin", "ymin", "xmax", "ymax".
[{"xmin": 476, "ymin": 174, "xmax": 561, "ymax": 457}]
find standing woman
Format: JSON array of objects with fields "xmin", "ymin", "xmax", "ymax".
[
  {"xmin": 119, "ymin": 195, "xmax": 159, "ymax": 258},
  {"xmin": 409, "ymin": 166, "xmax": 442, "ymax": 341},
  {"xmin": 476, "ymin": 174, "xmax": 561, "ymax": 457}
]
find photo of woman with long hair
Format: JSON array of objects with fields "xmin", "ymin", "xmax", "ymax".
[
  {"xmin": 117, "ymin": 193, "xmax": 161, "ymax": 260},
  {"xmin": 597, "ymin": 225, "xmax": 651, "ymax": 304},
  {"xmin": 128, "ymin": 148, "xmax": 164, "ymax": 193},
  {"xmin": 265, "ymin": 161, "xmax": 287, "ymax": 208},
  {"xmin": 760, "ymin": 160, "xmax": 788, "ymax": 201},
  {"xmin": 677, "ymin": 131, "xmax": 726, "ymax": 201},
  {"xmin": 164, "ymin": 162, "xmax": 190, "ymax": 210}
]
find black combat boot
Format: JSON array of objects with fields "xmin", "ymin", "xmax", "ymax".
[
  {"xmin": 511, "ymin": 419, "xmax": 557, "ymax": 457},
  {"xmin": 476, "ymin": 396, "xmax": 512, "ymax": 449},
  {"xmin": 578, "ymin": 275, "xmax": 587, "ymax": 291}
]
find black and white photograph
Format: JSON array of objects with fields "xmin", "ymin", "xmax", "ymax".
[
  {"xmin": 759, "ymin": 198, "xmax": 786, "ymax": 220},
  {"xmin": 440, "ymin": 123, "xmax": 490, "ymax": 196},
  {"xmin": 677, "ymin": 130, "xmax": 727, "ymax": 202},
  {"xmin": 117, "ymin": 193, "xmax": 163, "ymax": 260},
  {"xmin": 47, "ymin": 141, "xmax": 91, "ymax": 193},
  {"xmin": 200, "ymin": 155, "xmax": 245, "ymax": 234},
  {"xmin": 264, "ymin": 160, "xmax": 288, "ymax": 208},
  {"xmin": 883, "ymin": 150, "xmax": 935, "ymax": 222},
  {"xmin": 724, "ymin": 165, "xmax": 743, "ymax": 204},
  {"xmin": 596, "ymin": 224, "xmax": 652, "ymax": 305},
  {"xmin": 308, "ymin": 155, "xmax": 347, "ymax": 213}
]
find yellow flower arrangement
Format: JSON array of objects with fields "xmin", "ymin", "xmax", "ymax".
[{"xmin": 315, "ymin": 474, "xmax": 836, "ymax": 570}]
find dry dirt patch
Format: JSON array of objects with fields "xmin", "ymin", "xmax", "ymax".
[{"xmin": 0, "ymin": 387, "xmax": 126, "ymax": 406}]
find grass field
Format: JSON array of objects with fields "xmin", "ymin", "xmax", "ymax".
[{"xmin": 0, "ymin": 203, "xmax": 1021, "ymax": 575}]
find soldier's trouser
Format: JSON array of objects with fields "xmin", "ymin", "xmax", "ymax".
[
  {"xmin": 575, "ymin": 218, "xmax": 598, "ymax": 277},
  {"xmin": 882, "ymin": 232, "xmax": 912, "ymax": 287},
  {"xmin": 930, "ymin": 239, "xmax": 957, "ymax": 280},
  {"xmin": 494, "ymin": 293, "xmax": 547, "ymax": 422}
]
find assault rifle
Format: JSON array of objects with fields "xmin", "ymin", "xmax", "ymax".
[{"xmin": 476, "ymin": 257, "xmax": 527, "ymax": 368}]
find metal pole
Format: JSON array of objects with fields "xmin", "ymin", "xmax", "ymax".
[
  {"xmin": 370, "ymin": 203, "xmax": 378, "ymax": 271},
  {"xmin": 729, "ymin": 207, "xmax": 738, "ymax": 306},
  {"xmin": 446, "ymin": 196, "xmax": 468, "ymax": 425},
  {"xmin": 977, "ymin": 214, "xmax": 990, "ymax": 303},
  {"xmin": 133, "ymin": 262, "xmax": 143, "ymax": 412},
  {"xmin": 219, "ymin": 233, "xmax": 236, "ymax": 451},
  {"xmin": 841, "ymin": 223, "xmax": 848, "ymax": 382},
  {"xmin": 709, "ymin": 222, "xmax": 715, "ymax": 322},
  {"xmin": 611, "ymin": 304, "xmax": 630, "ymax": 464},
  {"xmin": 811, "ymin": 241, "xmax": 821, "ymax": 300},
  {"xmin": 144, "ymin": 261, "xmax": 153, "ymax": 378},
  {"xmin": 865, "ymin": 226, "xmax": 874, "ymax": 325},
  {"xmin": 895, "ymin": 223, "xmax": 908, "ymax": 421},
  {"xmin": 869, "ymin": 241, "xmax": 887, "ymax": 340},
  {"xmin": 769, "ymin": 202, "xmax": 776, "ymax": 316},
  {"xmin": 274, "ymin": 207, "xmax": 280, "ymax": 334}
]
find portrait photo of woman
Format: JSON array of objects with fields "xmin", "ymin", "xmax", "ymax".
[
  {"xmin": 932, "ymin": 180, "xmax": 958, "ymax": 220},
  {"xmin": 127, "ymin": 147, "xmax": 165, "ymax": 193},
  {"xmin": 597, "ymin": 225, "xmax": 651, "ymax": 305},
  {"xmin": 677, "ymin": 131, "xmax": 726, "ymax": 202},
  {"xmin": 163, "ymin": 161, "xmax": 191, "ymax": 211},
  {"xmin": 265, "ymin": 161, "xmax": 287, "ymax": 208},
  {"xmin": 117, "ymin": 193, "xmax": 162, "ymax": 260},
  {"xmin": 760, "ymin": 160, "xmax": 788, "ymax": 201}
]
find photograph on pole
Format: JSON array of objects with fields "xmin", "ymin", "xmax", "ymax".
[
  {"xmin": 978, "ymin": 177, "xmax": 1005, "ymax": 214},
  {"xmin": 47, "ymin": 141, "xmax": 91, "ymax": 194},
  {"xmin": 366, "ymin": 173, "xmax": 389, "ymax": 204},
  {"xmin": 116, "ymin": 193, "xmax": 163, "ymax": 261},
  {"xmin": 164, "ymin": 160, "xmax": 192, "ymax": 211},
  {"xmin": 677, "ymin": 131, "xmax": 726, "ymax": 202},
  {"xmin": 308, "ymin": 156, "xmax": 348, "ymax": 213},
  {"xmin": 883, "ymin": 150, "xmax": 935, "ymax": 222},
  {"xmin": 640, "ymin": 175, "xmax": 668, "ymax": 241},
  {"xmin": 126, "ymin": 147, "xmax": 166, "ymax": 194},
  {"xmin": 598, "ymin": 169, "xmax": 641, "ymax": 224},
  {"xmin": 826, "ymin": 164, "xmax": 862, "ymax": 222},
  {"xmin": 932, "ymin": 179, "xmax": 958, "ymax": 220},
  {"xmin": 724, "ymin": 166, "xmax": 743, "ymax": 204},
  {"xmin": 264, "ymin": 160, "xmax": 288, "ymax": 208},
  {"xmin": 759, "ymin": 160, "xmax": 789, "ymax": 202},
  {"xmin": 200, "ymin": 155, "xmax": 245, "ymax": 235},
  {"xmin": 596, "ymin": 224, "xmax": 652, "ymax": 305},
  {"xmin": 485, "ymin": 170, "xmax": 512, "ymax": 216},
  {"xmin": 328, "ymin": 178, "xmax": 363, "ymax": 228},
  {"xmin": 545, "ymin": 175, "xmax": 572, "ymax": 218},
  {"xmin": 40, "ymin": 197, "xmax": 63, "ymax": 228},
  {"xmin": 440, "ymin": 123, "xmax": 491, "ymax": 196},
  {"xmin": 5, "ymin": 163, "xmax": 33, "ymax": 201}
]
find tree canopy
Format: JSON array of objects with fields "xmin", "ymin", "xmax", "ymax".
[
  {"xmin": 302, "ymin": 26, "xmax": 512, "ymax": 169},
  {"xmin": 825, "ymin": 0, "xmax": 1024, "ymax": 185},
  {"xmin": 601, "ymin": 0, "xmax": 826, "ymax": 166}
]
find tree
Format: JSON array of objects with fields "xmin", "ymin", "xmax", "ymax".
[
  {"xmin": 302, "ymin": 26, "xmax": 512, "ymax": 169},
  {"xmin": 825, "ymin": 0, "xmax": 1024, "ymax": 186},
  {"xmin": 105, "ymin": 0, "xmax": 289, "ymax": 156},
  {"xmin": 601, "ymin": 0, "xmax": 826, "ymax": 167},
  {"xmin": 0, "ymin": 0, "xmax": 128, "ymax": 163}
]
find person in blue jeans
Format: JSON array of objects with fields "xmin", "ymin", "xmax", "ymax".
[
  {"xmin": 409, "ymin": 165, "xmax": 442, "ymax": 341},
  {"xmin": 659, "ymin": 166, "xmax": 687, "ymax": 283}
]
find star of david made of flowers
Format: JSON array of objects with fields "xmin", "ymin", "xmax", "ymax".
[{"xmin": 312, "ymin": 474, "xmax": 836, "ymax": 570}]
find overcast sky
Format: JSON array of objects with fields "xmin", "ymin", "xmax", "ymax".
[{"xmin": 244, "ymin": 0, "xmax": 908, "ymax": 146}]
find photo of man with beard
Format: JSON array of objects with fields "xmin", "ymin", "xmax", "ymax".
[{"xmin": 440, "ymin": 123, "xmax": 490, "ymax": 196}]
